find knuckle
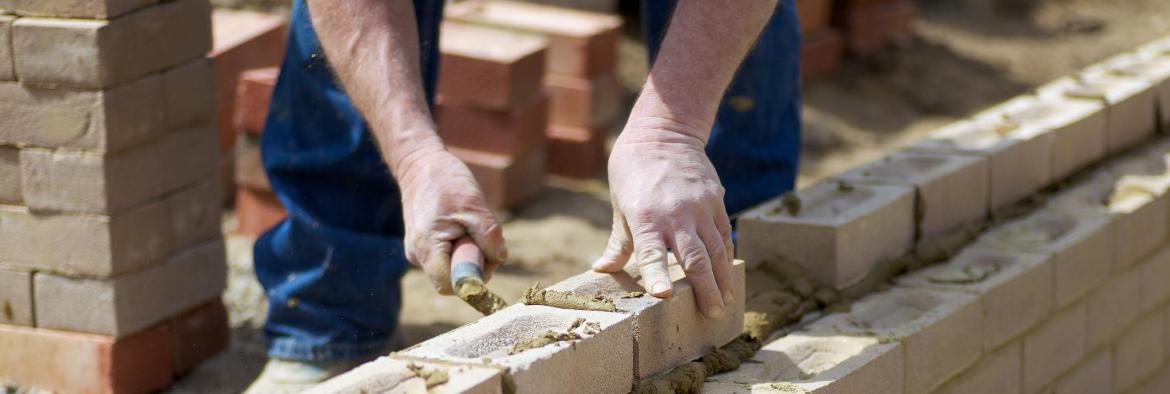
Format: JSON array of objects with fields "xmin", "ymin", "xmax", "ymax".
[
  {"xmin": 682, "ymin": 251, "xmax": 712, "ymax": 276},
  {"xmin": 636, "ymin": 247, "xmax": 667, "ymax": 266}
]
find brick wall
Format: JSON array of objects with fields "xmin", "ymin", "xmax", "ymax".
[{"xmin": 0, "ymin": 1, "xmax": 229, "ymax": 392}]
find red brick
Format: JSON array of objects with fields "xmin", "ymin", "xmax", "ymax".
[
  {"xmin": 547, "ymin": 124, "xmax": 607, "ymax": 178},
  {"xmin": 836, "ymin": 0, "xmax": 916, "ymax": 54},
  {"xmin": 450, "ymin": 147, "xmax": 546, "ymax": 209},
  {"xmin": 235, "ymin": 186, "xmax": 286, "ymax": 238},
  {"xmin": 446, "ymin": 0, "xmax": 622, "ymax": 78},
  {"xmin": 211, "ymin": 9, "xmax": 288, "ymax": 152},
  {"xmin": 436, "ymin": 92, "xmax": 550, "ymax": 155},
  {"xmin": 438, "ymin": 21, "xmax": 547, "ymax": 110},
  {"xmin": 801, "ymin": 28, "xmax": 844, "ymax": 83},
  {"xmin": 170, "ymin": 300, "xmax": 229, "ymax": 376},
  {"xmin": 233, "ymin": 67, "xmax": 279, "ymax": 135},
  {"xmin": 797, "ymin": 0, "xmax": 833, "ymax": 33},
  {"xmin": 234, "ymin": 134, "xmax": 270, "ymax": 192},
  {"xmin": 0, "ymin": 323, "xmax": 173, "ymax": 394},
  {"xmin": 545, "ymin": 72, "xmax": 622, "ymax": 128}
]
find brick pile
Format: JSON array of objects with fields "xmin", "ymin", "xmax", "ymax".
[
  {"xmin": 316, "ymin": 35, "xmax": 1170, "ymax": 393},
  {"xmin": 798, "ymin": 0, "xmax": 844, "ymax": 82},
  {"xmin": 232, "ymin": 67, "xmax": 285, "ymax": 237},
  {"xmin": 0, "ymin": 0, "xmax": 229, "ymax": 392},
  {"xmin": 832, "ymin": 0, "xmax": 917, "ymax": 55},
  {"xmin": 447, "ymin": 0, "xmax": 623, "ymax": 180}
]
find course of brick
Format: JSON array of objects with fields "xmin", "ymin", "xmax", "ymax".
[
  {"xmin": 0, "ymin": 1, "xmax": 228, "ymax": 392},
  {"xmin": 318, "ymin": 35, "xmax": 1170, "ymax": 393}
]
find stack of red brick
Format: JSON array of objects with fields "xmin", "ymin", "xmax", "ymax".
[
  {"xmin": 832, "ymin": 0, "xmax": 916, "ymax": 55},
  {"xmin": 448, "ymin": 0, "xmax": 623, "ymax": 180},
  {"xmin": 233, "ymin": 68, "xmax": 286, "ymax": 237},
  {"xmin": 0, "ymin": 1, "xmax": 229, "ymax": 392},
  {"xmin": 798, "ymin": 0, "xmax": 844, "ymax": 82}
]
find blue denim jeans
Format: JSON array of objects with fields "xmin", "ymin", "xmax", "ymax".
[{"xmin": 257, "ymin": 0, "xmax": 801, "ymax": 362}]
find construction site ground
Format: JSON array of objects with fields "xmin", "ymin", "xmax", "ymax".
[{"xmin": 169, "ymin": 0, "xmax": 1170, "ymax": 392}]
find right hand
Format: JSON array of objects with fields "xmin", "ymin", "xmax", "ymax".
[{"xmin": 397, "ymin": 147, "xmax": 506, "ymax": 295}]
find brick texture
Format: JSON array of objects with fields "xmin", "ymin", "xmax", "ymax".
[
  {"xmin": 987, "ymin": 95, "xmax": 1107, "ymax": 181},
  {"xmin": 1115, "ymin": 313, "xmax": 1166, "ymax": 391},
  {"xmin": 0, "ymin": 323, "xmax": 173, "ymax": 394},
  {"xmin": 1022, "ymin": 302, "xmax": 1087, "ymax": 393},
  {"xmin": 0, "ymin": 76, "xmax": 166, "ymax": 151},
  {"xmin": 310, "ymin": 356, "xmax": 503, "ymax": 394},
  {"xmin": 211, "ymin": 9, "xmax": 287, "ymax": 151},
  {"xmin": 934, "ymin": 340, "xmax": 1021, "ymax": 394},
  {"xmin": 0, "ymin": 15, "xmax": 13, "ymax": 81},
  {"xmin": 1084, "ymin": 268, "xmax": 1141, "ymax": 351},
  {"xmin": 1141, "ymin": 245, "xmax": 1170, "ymax": 313},
  {"xmin": 170, "ymin": 300, "xmax": 230, "ymax": 375},
  {"xmin": 738, "ymin": 180, "xmax": 915, "ymax": 289},
  {"xmin": 33, "ymin": 240, "xmax": 226, "ymax": 337},
  {"xmin": 0, "ymin": 268, "xmax": 33, "ymax": 326},
  {"xmin": 233, "ymin": 67, "xmax": 279, "ymax": 135},
  {"xmin": 235, "ymin": 186, "xmax": 286, "ymax": 238},
  {"xmin": 162, "ymin": 57, "xmax": 216, "ymax": 132},
  {"xmin": 436, "ymin": 92, "xmax": 549, "ymax": 156},
  {"xmin": 0, "ymin": 145, "xmax": 18, "ymax": 203},
  {"xmin": 166, "ymin": 179, "xmax": 223, "ymax": 254},
  {"xmin": 707, "ymin": 333, "xmax": 904, "ymax": 393},
  {"xmin": 801, "ymin": 28, "xmax": 844, "ymax": 82},
  {"xmin": 546, "ymin": 123, "xmax": 607, "ymax": 178},
  {"xmin": 1051, "ymin": 351, "xmax": 1112, "ymax": 394},
  {"xmin": 1038, "ymin": 75, "xmax": 1157, "ymax": 155},
  {"xmin": 2, "ymin": 0, "xmax": 156, "ymax": 19},
  {"xmin": 12, "ymin": 0, "xmax": 212, "ymax": 89},
  {"xmin": 545, "ymin": 72, "xmax": 621, "ymax": 128},
  {"xmin": 450, "ymin": 147, "xmax": 546, "ymax": 210},
  {"xmin": 437, "ymin": 21, "xmax": 547, "ymax": 110}
]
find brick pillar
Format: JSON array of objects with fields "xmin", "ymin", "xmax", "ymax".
[{"xmin": 0, "ymin": 1, "xmax": 228, "ymax": 392}]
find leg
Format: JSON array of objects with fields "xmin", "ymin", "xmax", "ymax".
[
  {"xmin": 254, "ymin": 0, "xmax": 444, "ymax": 363},
  {"xmin": 641, "ymin": 0, "xmax": 802, "ymax": 214}
]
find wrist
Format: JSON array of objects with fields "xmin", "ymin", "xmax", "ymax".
[
  {"xmin": 624, "ymin": 83, "xmax": 714, "ymax": 145},
  {"xmin": 386, "ymin": 130, "xmax": 447, "ymax": 186}
]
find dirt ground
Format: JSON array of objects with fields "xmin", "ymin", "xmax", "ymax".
[{"xmin": 166, "ymin": 1, "xmax": 1170, "ymax": 392}]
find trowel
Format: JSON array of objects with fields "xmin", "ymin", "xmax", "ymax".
[{"xmin": 450, "ymin": 236, "xmax": 508, "ymax": 316}]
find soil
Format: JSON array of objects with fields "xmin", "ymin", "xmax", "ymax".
[
  {"xmin": 454, "ymin": 278, "xmax": 509, "ymax": 316},
  {"xmin": 163, "ymin": 0, "xmax": 1170, "ymax": 392}
]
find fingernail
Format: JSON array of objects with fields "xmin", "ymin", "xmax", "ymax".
[
  {"xmin": 705, "ymin": 304, "xmax": 725, "ymax": 319},
  {"xmin": 651, "ymin": 282, "xmax": 671, "ymax": 296}
]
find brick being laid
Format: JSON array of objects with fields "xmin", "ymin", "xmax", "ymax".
[
  {"xmin": 310, "ymin": 356, "xmax": 504, "ymax": 394},
  {"xmin": 19, "ymin": 125, "xmax": 218, "ymax": 215},
  {"xmin": 704, "ymin": 332, "xmax": 903, "ymax": 393},
  {"xmin": 908, "ymin": 117, "xmax": 1053, "ymax": 212},
  {"xmin": 10, "ymin": 0, "xmax": 211, "ymax": 89},
  {"xmin": 544, "ymin": 259, "xmax": 746, "ymax": 379},
  {"xmin": 802, "ymin": 287, "xmax": 983, "ymax": 394},
  {"xmin": 33, "ymin": 239, "xmax": 226, "ymax": 337},
  {"xmin": 1036, "ymin": 74, "xmax": 1158, "ymax": 155},
  {"xmin": 980, "ymin": 94, "xmax": 1107, "ymax": 181},
  {"xmin": 737, "ymin": 179, "xmax": 915, "ymax": 290},
  {"xmin": 977, "ymin": 207, "xmax": 1113, "ymax": 307},
  {"xmin": 437, "ymin": 21, "xmax": 547, "ymax": 110},
  {"xmin": 837, "ymin": 150, "xmax": 990, "ymax": 261},
  {"xmin": 400, "ymin": 304, "xmax": 633, "ymax": 393},
  {"xmin": 897, "ymin": 246, "xmax": 1054, "ymax": 350}
]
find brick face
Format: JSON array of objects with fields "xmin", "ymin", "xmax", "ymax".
[
  {"xmin": 546, "ymin": 124, "xmax": 607, "ymax": 178},
  {"xmin": 451, "ymin": 147, "xmax": 546, "ymax": 210},
  {"xmin": 1114, "ymin": 313, "xmax": 1166, "ymax": 392},
  {"xmin": 0, "ymin": 145, "xmax": 19, "ymax": 204},
  {"xmin": 1023, "ymin": 303, "xmax": 1087, "ymax": 393},
  {"xmin": 436, "ymin": 92, "xmax": 550, "ymax": 156},
  {"xmin": 707, "ymin": 333, "xmax": 903, "ymax": 393},
  {"xmin": 0, "ymin": 323, "xmax": 173, "ymax": 394},
  {"xmin": 1038, "ymin": 75, "xmax": 1158, "ymax": 155},
  {"xmin": 233, "ymin": 67, "xmax": 279, "ymax": 135},
  {"xmin": 311, "ymin": 356, "xmax": 503, "ymax": 394},
  {"xmin": 986, "ymin": 95, "xmax": 1107, "ymax": 181},
  {"xmin": 437, "ymin": 21, "xmax": 547, "ymax": 110},
  {"xmin": 3, "ymin": 0, "xmax": 157, "ymax": 19},
  {"xmin": 1085, "ymin": 268, "xmax": 1141, "ymax": 351},
  {"xmin": 1142, "ymin": 246, "xmax": 1170, "ymax": 313},
  {"xmin": 0, "ymin": 15, "xmax": 13, "ymax": 81},
  {"xmin": 0, "ymin": 268, "xmax": 33, "ymax": 326},
  {"xmin": 933, "ymin": 340, "xmax": 1020, "ymax": 394},
  {"xmin": 11, "ymin": 0, "xmax": 211, "ymax": 89},
  {"xmin": 545, "ymin": 72, "xmax": 622, "ymax": 128},
  {"xmin": 210, "ymin": 9, "xmax": 287, "ymax": 150},
  {"xmin": 1051, "ymin": 351, "xmax": 1111, "ymax": 394},
  {"xmin": 170, "ymin": 300, "xmax": 230, "ymax": 375},
  {"xmin": 0, "ymin": 76, "xmax": 167, "ymax": 151}
]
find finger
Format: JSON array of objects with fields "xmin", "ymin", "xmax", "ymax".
[
  {"xmin": 453, "ymin": 208, "xmax": 507, "ymax": 282},
  {"xmin": 714, "ymin": 205, "xmax": 734, "ymax": 263},
  {"xmin": 672, "ymin": 229, "xmax": 725, "ymax": 319},
  {"xmin": 699, "ymin": 220, "xmax": 734, "ymax": 305},
  {"xmin": 593, "ymin": 209, "xmax": 634, "ymax": 273},
  {"xmin": 421, "ymin": 239, "xmax": 454, "ymax": 295},
  {"xmin": 632, "ymin": 228, "xmax": 673, "ymax": 298}
]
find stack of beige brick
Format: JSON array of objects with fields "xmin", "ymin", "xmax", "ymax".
[
  {"xmin": 310, "ymin": 33, "xmax": 1170, "ymax": 394},
  {"xmin": 0, "ymin": 0, "xmax": 228, "ymax": 392},
  {"xmin": 712, "ymin": 36, "xmax": 1170, "ymax": 393}
]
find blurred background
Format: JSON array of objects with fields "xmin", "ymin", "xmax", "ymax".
[{"xmin": 170, "ymin": 0, "xmax": 1170, "ymax": 391}]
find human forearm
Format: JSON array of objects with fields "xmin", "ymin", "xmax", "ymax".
[
  {"xmin": 626, "ymin": 0, "xmax": 779, "ymax": 143},
  {"xmin": 306, "ymin": 0, "xmax": 442, "ymax": 181}
]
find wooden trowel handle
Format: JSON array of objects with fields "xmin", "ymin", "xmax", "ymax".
[{"xmin": 450, "ymin": 236, "xmax": 485, "ymax": 288}]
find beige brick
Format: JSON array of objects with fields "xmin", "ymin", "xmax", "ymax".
[
  {"xmin": 309, "ymin": 356, "xmax": 503, "ymax": 394},
  {"xmin": 4, "ymin": 0, "xmax": 156, "ymax": 19},
  {"xmin": 166, "ymin": 179, "xmax": 222, "ymax": 253},
  {"xmin": 1051, "ymin": 350, "xmax": 1111, "ymax": 394},
  {"xmin": 909, "ymin": 117, "xmax": 1053, "ymax": 211},
  {"xmin": 738, "ymin": 180, "xmax": 915, "ymax": 289},
  {"xmin": 934, "ymin": 340, "xmax": 1021, "ymax": 394},
  {"xmin": 11, "ymin": 0, "xmax": 210, "ymax": 89},
  {"xmin": 546, "ymin": 259, "xmax": 745, "ymax": 379},
  {"xmin": 0, "ymin": 203, "xmax": 170, "ymax": 277},
  {"xmin": 0, "ymin": 15, "xmax": 13, "ymax": 81},
  {"xmin": 33, "ymin": 240, "xmax": 226, "ymax": 337},
  {"xmin": 20, "ymin": 126, "xmax": 218, "ymax": 214},
  {"xmin": 1142, "ymin": 245, "xmax": 1170, "ymax": 313},
  {"xmin": 1023, "ymin": 302, "xmax": 1087, "ymax": 393},
  {"xmin": 1049, "ymin": 172, "xmax": 1168, "ymax": 274},
  {"xmin": 1115, "ymin": 313, "xmax": 1165, "ymax": 392},
  {"xmin": 0, "ymin": 145, "xmax": 18, "ymax": 203},
  {"xmin": 0, "ymin": 268, "xmax": 33, "ymax": 326},
  {"xmin": 979, "ymin": 208, "xmax": 1113, "ymax": 306},
  {"xmin": 1131, "ymin": 366, "xmax": 1170, "ymax": 394},
  {"xmin": 898, "ymin": 247, "xmax": 1053, "ymax": 350},
  {"xmin": 838, "ymin": 151, "xmax": 989, "ymax": 244},
  {"xmin": 1085, "ymin": 268, "xmax": 1141, "ymax": 351},
  {"xmin": 161, "ymin": 57, "xmax": 216, "ymax": 130},
  {"xmin": 402, "ymin": 304, "xmax": 633, "ymax": 393},
  {"xmin": 985, "ymin": 95, "xmax": 1107, "ymax": 181},
  {"xmin": 804, "ymin": 287, "xmax": 982, "ymax": 394},
  {"xmin": 1037, "ymin": 75, "xmax": 1157, "ymax": 155},
  {"xmin": 1100, "ymin": 52, "xmax": 1170, "ymax": 130},
  {"xmin": 706, "ymin": 332, "xmax": 903, "ymax": 393},
  {"xmin": 0, "ymin": 76, "xmax": 166, "ymax": 151}
]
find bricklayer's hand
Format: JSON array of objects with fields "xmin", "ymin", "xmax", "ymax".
[
  {"xmin": 592, "ymin": 120, "xmax": 735, "ymax": 319},
  {"xmin": 398, "ymin": 147, "xmax": 506, "ymax": 295}
]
